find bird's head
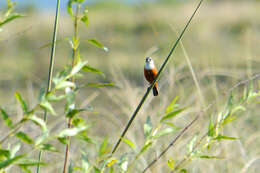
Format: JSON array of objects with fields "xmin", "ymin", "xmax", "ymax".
[{"xmin": 145, "ymin": 57, "xmax": 153, "ymax": 63}]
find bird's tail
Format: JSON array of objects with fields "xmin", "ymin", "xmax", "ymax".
[{"xmin": 153, "ymin": 85, "xmax": 159, "ymax": 96}]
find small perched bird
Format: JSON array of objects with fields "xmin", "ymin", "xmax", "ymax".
[{"xmin": 144, "ymin": 57, "xmax": 159, "ymax": 96}]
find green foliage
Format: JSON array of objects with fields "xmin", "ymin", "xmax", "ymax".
[
  {"xmin": 85, "ymin": 83, "xmax": 114, "ymax": 88},
  {"xmin": 167, "ymin": 157, "xmax": 175, "ymax": 170},
  {"xmin": 81, "ymin": 6, "xmax": 89, "ymax": 28},
  {"xmin": 0, "ymin": 108, "xmax": 13, "ymax": 128},
  {"xmin": 0, "ymin": 0, "xmax": 23, "ymax": 28},
  {"xmin": 121, "ymin": 138, "xmax": 136, "ymax": 150},
  {"xmin": 15, "ymin": 132, "xmax": 34, "ymax": 144},
  {"xmin": 82, "ymin": 64, "xmax": 104, "ymax": 76},
  {"xmin": 15, "ymin": 92, "xmax": 28, "ymax": 114},
  {"xmin": 87, "ymin": 39, "xmax": 109, "ymax": 52},
  {"xmin": 1, "ymin": 0, "xmax": 260, "ymax": 172}
]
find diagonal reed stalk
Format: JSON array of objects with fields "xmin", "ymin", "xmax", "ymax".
[
  {"xmin": 36, "ymin": 0, "xmax": 61, "ymax": 172},
  {"xmin": 62, "ymin": 4, "xmax": 81, "ymax": 173},
  {"xmin": 142, "ymin": 115, "xmax": 200, "ymax": 173},
  {"xmin": 111, "ymin": 0, "xmax": 204, "ymax": 154}
]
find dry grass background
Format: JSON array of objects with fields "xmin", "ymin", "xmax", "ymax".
[{"xmin": 0, "ymin": 0, "xmax": 260, "ymax": 172}]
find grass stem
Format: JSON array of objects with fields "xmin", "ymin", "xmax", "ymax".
[
  {"xmin": 36, "ymin": 0, "xmax": 60, "ymax": 172},
  {"xmin": 111, "ymin": 0, "xmax": 204, "ymax": 155}
]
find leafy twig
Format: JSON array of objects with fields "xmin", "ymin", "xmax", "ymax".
[{"xmin": 63, "ymin": 4, "xmax": 80, "ymax": 173}]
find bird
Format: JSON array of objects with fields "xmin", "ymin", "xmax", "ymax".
[{"xmin": 144, "ymin": 57, "xmax": 159, "ymax": 96}]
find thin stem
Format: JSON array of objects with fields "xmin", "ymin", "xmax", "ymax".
[
  {"xmin": 142, "ymin": 115, "xmax": 200, "ymax": 173},
  {"xmin": 63, "ymin": 4, "xmax": 80, "ymax": 173},
  {"xmin": 36, "ymin": 0, "xmax": 60, "ymax": 172},
  {"xmin": 111, "ymin": 0, "xmax": 204, "ymax": 155}
]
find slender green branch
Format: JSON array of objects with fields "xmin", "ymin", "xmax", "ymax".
[
  {"xmin": 36, "ymin": 0, "xmax": 61, "ymax": 172},
  {"xmin": 111, "ymin": 0, "xmax": 204, "ymax": 154},
  {"xmin": 63, "ymin": 4, "xmax": 81, "ymax": 173}
]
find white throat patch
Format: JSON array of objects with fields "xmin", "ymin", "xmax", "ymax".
[{"xmin": 145, "ymin": 61, "xmax": 155, "ymax": 70}]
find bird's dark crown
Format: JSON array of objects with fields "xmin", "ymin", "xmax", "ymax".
[{"xmin": 145, "ymin": 57, "xmax": 152, "ymax": 62}]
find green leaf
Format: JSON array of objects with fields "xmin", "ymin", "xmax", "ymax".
[
  {"xmin": 0, "ymin": 108, "xmax": 13, "ymax": 128},
  {"xmin": 232, "ymin": 105, "xmax": 246, "ymax": 114},
  {"xmin": 108, "ymin": 167, "xmax": 114, "ymax": 173},
  {"xmin": 121, "ymin": 138, "xmax": 136, "ymax": 150},
  {"xmin": 85, "ymin": 83, "xmax": 114, "ymax": 88},
  {"xmin": 164, "ymin": 122, "xmax": 177, "ymax": 128},
  {"xmin": 87, "ymin": 39, "xmax": 108, "ymax": 52},
  {"xmin": 0, "ymin": 149, "xmax": 10, "ymax": 158},
  {"xmin": 0, "ymin": 13, "xmax": 23, "ymax": 27},
  {"xmin": 37, "ymin": 144, "xmax": 59, "ymax": 152},
  {"xmin": 0, "ymin": 154, "xmax": 25, "ymax": 169},
  {"xmin": 160, "ymin": 108, "xmax": 186, "ymax": 122},
  {"xmin": 10, "ymin": 143, "xmax": 21, "ymax": 158},
  {"xmin": 15, "ymin": 132, "xmax": 34, "ymax": 144},
  {"xmin": 223, "ymin": 116, "xmax": 237, "ymax": 125},
  {"xmin": 20, "ymin": 165, "xmax": 32, "ymax": 173},
  {"xmin": 179, "ymin": 169, "xmax": 188, "ymax": 173},
  {"xmin": 199, "ymin": 155, "xmax": 224, "ymax": 159},
  {"xmin": 208, "ymin": 117, "xmax": 214, "ymax": 137},
  {"xmin": 58, "ymin": 137, "xmax": 68, "ymax": 145},
  {"xmin": 187, "ymin": 135, "xmax": 197, "ymax": 153},
  {"xmin": 15, "ymin": 92, "xmax": 28, "ymax": 113},
  {"xmin": 16, "ymin": 159, "xmax": 46, "ymax": 166},
  {"xmin": 144, "ymin": 116, "xmax": 152, "ymax": 138},
  {"xmin": 70, "ymin": 61, "xmax": 88, "ymax": 76},
  {"xmin": 35, "ymin": 132, "xmax": 49, "ymax": 146},
  {"xmin": 72, "ymin": 36, "xmax": 79, "ymax": 50},
  {"xmin": 58, "ymin": 126, "xmax": 89, "ymax": 138},
  {"xmin": 67, "ymin": 0, "xmax": 73, "ymax": 17},
  {"xmin": 94, "ymin": 167, "xmax": 101, "ymax": 173},
  {"xmin": 55, "ymin": 81, "xmax": 76, "ymax": 90},
  {"xmin": 72, "ymin": 117, "xmax": 85, "ymax": 127},
  {"xmin": 77, "ymin": 134, "xmax": 95, "ymax": 144},
  {"xmin": 139, "ymin": 141, "xmax": 153, "ymax": 156},
  {"xmin": 82, "ymin": 65, "xmax": 104, "ymax": 76},
  {"xmin": 68, "ymin": 161, "xmax": 74, "ymax": 173},
  {"xmin": 65, "ymin": 88, "xmax": 76, "ymax": 113},
  {"xmin": 66, "ymin": 107, "xmax": 92, "ymax": 118},
  {"xmin": 81, "ymin": 6, "xmax": 89, "ymax": 28},
  {"xmin": 29, "ymin": 115, "xmax": 47, "ymax": 132},
  {"xmin": 98, "ymin": 137, "xmax": 109, "ymax": 156},
  {"xmin": 167, "ymin": 157, "xmax": 175, "ymax": 170},
  {"xmin": 81, "ymin": 152, "xmax": 90, "ymax": 172},
  {"xmin": 166, "ymin": 96, "xmax": 179, "ymax": 114},
  {"xmin": 214, "ymin": 135, "xmax": 237, "ymax": 141},
  {"xmin": 153, "ymin": 128, "xmax": 175, "ymax": 139},
  {"xmin": 39, "ymin": 100, "xmax": 56, "ymax": 116},
  {"xmin": 46, "ymin": 94, "xmax": 66, "ymax": 102}
]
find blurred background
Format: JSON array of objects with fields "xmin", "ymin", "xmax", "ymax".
[{"xmin": 0, "ymin": 0, "xmax": 260, "ymax": 172}]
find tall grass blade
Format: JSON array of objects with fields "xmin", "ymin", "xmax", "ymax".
[{"xmin": 36, "ymin": 0, "xmax": 61, "ymax": 172}]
